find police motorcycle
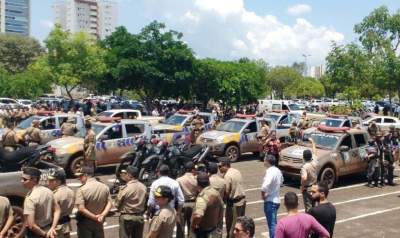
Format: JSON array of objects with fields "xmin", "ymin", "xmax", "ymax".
[
  {"xmin": 138, "ymin": 138, "xmax": 213, "ymax": 187},
  {"xmin": 0, "ymin": 144, "xmax": 57, "ymax": 172}
]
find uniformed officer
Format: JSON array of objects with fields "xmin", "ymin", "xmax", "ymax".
[
  {"xmin": 114, "ymin": 166, "xmax": 147, "ymax": 238},
  {"xmin": 191, "ymin": 172, "xmax": 224, "ymax": 238},
  {"xmin": 366, "ymin": 138, "xmax": 380, "ymax": 187},
  {"xmin": 375, "ymin": 132, "xmax": 385, "ymax": 187},
  {"xmin": 208, "ymin": 162, "xmax": 226, "ymax": 199},
  {"xmin": 382, "ymin": 133, "xmax": 395, "ymax": 186},
  {"xmin": 298, "ymin": 112, "xmax": 309, "ymax": 130},
  {"xmin": 368, "ymin": 121, "xmax": 379, "ymax": 137},
  {"xmin": 24, "ymin": 120, "xmax": 42, "ymax": 147},
  {"xmin": 83, "ymin": 122, "xmax": 96, "ymax": 170},
  {"xmin": 218, "ymin": 158, "xmax": 246, "ymax": 238},
  {"xmin": 2, "ymin": 122, "xmax": 19, "ymax": 152},
  {"xmin": 48, "ymin": 169, "xmax": 75, "ymax": 238},
  {"xmin": 300, "ymin": 149, "xmax": 317, "ymax": 212},
  {"xmin": 288, "ymin": 122, "xmax": 298, "ymax": 143},
  {"xmin": 74, "ymin": 166, "xmax": 112, "ymax": 238},
  {"xmin": 21, "ymin": 167, "xmax": 60, "ymax": 238},
  {"xmin": 191, "ymin": 115, "xmax": 205, "ymax": 143},
  {"xmin": 257, "ymin": 120, "xmax": 270, "ymax": 159},
  {"xmin": 0, "ymin": 196, "xmax": 14, "ymax": 238},
  {"xmin": 60, "ymin": 118, "xmax": 76, "ymax": 137},
  {"xmin": 176, "ymin": 162, "xmax": 198, "ymax": 238},
  {"xmin": 147, "ymin": 186, "xmax": 176, "ymax": 238}
]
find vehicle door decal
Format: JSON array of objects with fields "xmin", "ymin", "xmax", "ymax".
[{"xmin": 96, "ymin": 141, "xmax": 107, "ymax": 151}]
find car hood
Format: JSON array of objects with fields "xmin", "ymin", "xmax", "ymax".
[
  {"xmin": 281, "ymin": 145, "xmax": 331, "ymax": 160},
  {"xmin": 200, "ymin": 130, "xmax": 234, "ymax": 140},
  {"xmin": 153, "ymin": 123, "xmax": 182, "ymax": 131},
  {"xmin": 47, "ymin": 136, "xmax": 83, "ymax": 150}
]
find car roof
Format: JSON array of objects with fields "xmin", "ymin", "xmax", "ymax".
[
  {"xmin": 228, "ymin": 118, "xmax": 254, "ymax": 123},
  {"xmin": 101, "ymin": 109, "xmax": 139, "ymax": 113},
  {"xmin": 93, "ymin": 119, "xmax": 149, "ymax": 126}
]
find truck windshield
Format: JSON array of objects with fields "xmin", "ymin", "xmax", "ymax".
[
  {"xmin": 17, "ymin": 116, "xmax": 40, "ymax": 129},
  {"xmin": 320, "ymin": 119, "xmax": 343, "ymax": 127},
  {"xmin": 306, "ymin": 133, "xmax": 339, "ymax": 150},
  {"xmin": 288, "ymin": 104, "xmax": 300, "ymax": 111},
  {"xmin": 217, "ymin": 121, "xmax": 246, "ymax": 133},
  {"xmin": 164, "ymin": 115, "xmax": 187, "ymax": 125}
]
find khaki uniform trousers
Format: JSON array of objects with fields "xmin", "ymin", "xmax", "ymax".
[
  {"xmin": 225, "ymin": 202, "xmax": 246, "ymax": 238},
  {"xmin": 177, "ymin": 202, "xmax": 195, "ymax": 238},
  {"xmin": 119, "ymin": 214, "xmax": 144, "ymax": 238}
]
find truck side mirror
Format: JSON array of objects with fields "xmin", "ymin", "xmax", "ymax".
[{"xmin": 339, "ymin": 145, "xmax": 350, "ymax": 152}]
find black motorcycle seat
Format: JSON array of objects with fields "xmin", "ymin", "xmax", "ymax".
[
  {"xmin": 182, "ymin": 144, "xmax": 203, "ymax": 158},
  {"xmin": 0, "ymin": 146, "xmax": 37, "ymax": 164}
]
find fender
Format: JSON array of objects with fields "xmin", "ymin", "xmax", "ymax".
[{"xmin": 141, "ymin": 154, "xmax": 161, "ymax": 167}]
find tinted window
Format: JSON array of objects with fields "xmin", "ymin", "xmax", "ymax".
[
  {"xmin": 103, "ymin": 125, "xmax": 123, "ymax": 140},
  {"xmin": 114, "ymin": 112, "xmax": 123, "ymax": 118},
  {"xmin": 246, "ymin": 122, "xmax": 257, "ymax": 133},
  {"xmin": 340, "ymin": 135, "xmax": 353, "ymax": 148},
  {"xmin": 354, "ymin": 134, "xmax": 366, "ymax": 147},
  {"xmin": 126, "ymin": 111, "xmax": 138, "ymax": 119},
  {"xmin": 372, "ymin": 118, "xmax": 381, "ymax": 123},
  {"xmin": 384, "ymin": 118, "xmax": 395, "ymax": 123},
  {"xmin": 40, "ymin": 118, "xmax": 56, "ymax": 130},
  {"xmin": 343, "ymin": 120, "xmax": 351, "ymax": 128},
  {"xmin": 125, "ymin": 124, "xmax": 144, "ymax": 137}
]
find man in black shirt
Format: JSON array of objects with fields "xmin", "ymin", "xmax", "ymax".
[{"xmin": 309, "ymin": 182, "xmax": 336, "ymax": 238}]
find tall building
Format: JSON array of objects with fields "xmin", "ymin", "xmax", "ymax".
[
  {"xmin": 53, "ymin": 0, "xmax": 117, "ymax": 39},
  {"xmin": 309, "ymin": 65, "xmax": 325, "ymax": 79},
  {"xmin": 0, "ymin": 0, "xmax": 30, "ymax": 36}
]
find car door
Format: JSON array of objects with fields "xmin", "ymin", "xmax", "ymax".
[
  {"xmin": 95, "ymin": 124, "xmax": 124, "ymax": 166},
  {"xmin": 39, "ymin": 117, "xmax": 58, "ymax": 143},
  {"xmin": 337, "ymin": 134, "xmax": 359, "ymax": 175},
  {"xmin": 382, "ymin": 117, "xmax": 396, "ymax": 130},
  {"xmin": 352, "ymin": 133, "xmax": 369, "ymax": 173},
  {"xmin": 240, "ymin": 121, "xmax": 258, "ymax": 153}
]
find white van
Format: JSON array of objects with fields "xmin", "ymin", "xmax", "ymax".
[{"xmin": 258, "ymin": 99, "xmax": 303, "ymax": 113}]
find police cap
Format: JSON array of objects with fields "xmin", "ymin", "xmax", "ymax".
[
  {"xmin": 154, "ymin": 185, "xmax": 174, "ymax": 199},
  {"xmin": 22, "ymin": 167, "xmax": 41, "ymax": 179}
]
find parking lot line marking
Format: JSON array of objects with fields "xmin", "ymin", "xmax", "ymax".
[{"xmin": 253, "ymin": 190, "xmax": 400, "ymax": 221}]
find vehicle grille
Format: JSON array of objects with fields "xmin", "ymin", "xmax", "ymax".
[{"xmin": 281, "ymin": 156, "xmax": 303, "ymax": 164}]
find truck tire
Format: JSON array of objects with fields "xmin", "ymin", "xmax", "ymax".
[
  {"xmin": 319, "ymin": 166, "xmax": 336, "ymax": 189},
  {"xmin": 225, "ymin": 145, "xmax": 240, "ymax": 162},
  {"xmin": 8, "ymin": 206, "xmax": 26, "ymax": 238},
  {"xmin": 68, "ymin": 155, "xmax": 85, "ymax": 176}
]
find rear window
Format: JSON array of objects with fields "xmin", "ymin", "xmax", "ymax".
[
  {"xmin": 125, "ymin": 124, "xmax": 144, "ymax": 137},
  {"xmin": 354, "ymin": 134, "xmax": 366, "ymax": 147},
  {"xmin": 384, "ymin": 118, "xmax": 395, "ymax": 123}
]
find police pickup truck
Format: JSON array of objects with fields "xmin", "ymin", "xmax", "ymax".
[
  {"xmin": 47, "ymin": 118, "xmax": 152, "ymax": 175},
  {"xmin": 0, "ymin": 111, "xmax": 84, "ymax": 144},
  {"xmin": 279, "ymin": 126, "xmax": 370, "ymax": 188}
]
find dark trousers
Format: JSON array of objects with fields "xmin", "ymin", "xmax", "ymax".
[
  {"xmin": 77, "ymin": 218, "xmax": 104, "ymax": 238},
  {"xmin": 226, "ymin": 202, "xmax": 246, "ymax": 238},
  {"xmin": 176, "ymin": 202, "xmax": 194, "ymax": 238},
  {"xmin": 386, "ymin": 162, "xmax": 394, "ymax": 184},
  {"xmin": 119, "ymin": 214, "xmax": 144, "ymax": 238},
  {"xmin": 302, "ymin": 188, "xmax": 314, "ymax": 212}
]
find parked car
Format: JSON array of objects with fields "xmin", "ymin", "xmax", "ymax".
[{"xmin": 362, "ymin": 116, "xmax": 400, "ymax": 130}]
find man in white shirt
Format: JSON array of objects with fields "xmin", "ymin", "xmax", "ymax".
[
  {"xmin": 147, "ymin": 164, "xmax": 185, "ymax": 221},
  {"xmin": 261, "ymin": 155, "xmax": 283, "ymax": 238}
]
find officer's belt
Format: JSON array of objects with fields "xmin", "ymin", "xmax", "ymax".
[
  {"xmin": 185, "ymin": 199, "xmax": 196, "ymax": 203},
  {"xmin": 58, "ymin": 215, "xmax": 71, "ymax": 225},
  {"xmin": 120, "ymin": 212, "xmax": 144, "ymax": 216}
]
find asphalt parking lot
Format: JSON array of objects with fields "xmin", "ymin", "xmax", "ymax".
[{"xmin": 66, "ymin": 156, "xmax": 400, "ymax": 238}]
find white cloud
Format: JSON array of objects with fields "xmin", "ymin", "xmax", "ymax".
[
  {"xmin": 287, "ymin": 4, "xmax": 312, "ymax": 16},
  {"xmin": 139, "ymin": 0, "xmax": 343, "ymax": 65},
  {"xmin": 40, "ymin": 20, "xmax": 54, "ymax": 29}
]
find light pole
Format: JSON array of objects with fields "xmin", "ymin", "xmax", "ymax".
[{"xmin": 302, "ymin": 54, "xmax": 311, "ymax": 77}]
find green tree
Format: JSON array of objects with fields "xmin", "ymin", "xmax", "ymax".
[
  {"xmin": 0, "ymin": 34, "xmax": 43, "ymax": 73},
  {"xmin": 42, "ymin": 25, "xmax": 107, "ymax": 99},
  {"xmin": 265, "ymin": 66, "xmax": 301, "ymax": 99},
  {"xmin": 285, "ymin": 77, "xmax": 325, "ymax": 98},
  {"xmin": 291, "ymin": 62, "xmax": 306, "ymax": 75}
]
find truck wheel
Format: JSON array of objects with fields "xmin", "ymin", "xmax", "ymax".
[
  {"xmin": 225, "ymin": 145, "xmax": 239, "ymax": 162},
  {"xmin": 68, "ymin": 156, "xmax": 85, "ymax": 176},
  {"xmin": 319, "ymin": 166, "xmax": 336, "ymax": 189},
  {"xmin": 7, "ymin": 206, "xmax": 25, "ymax": 238}
]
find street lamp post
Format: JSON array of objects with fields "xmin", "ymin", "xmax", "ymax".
[{"xmin": 302, "ymin": 54, "xmax": 311, "ymax": 77}]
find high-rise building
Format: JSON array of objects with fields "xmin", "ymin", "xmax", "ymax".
[
  {"xmin": 309, "ymin": 65, "xmax": 325, "ymax": 79},
  {"xmin": 53, "ymin": 0, "xmax": 117, "ymax": 39},
  {"xmin": 0, "ymin": 0, "xmax": 30, "ymax": 36}
]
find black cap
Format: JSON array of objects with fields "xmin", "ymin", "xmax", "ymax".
[
  {"xmin": 125, "ymin": 166, "xmax": 139, "ymax": 177},
  {"xmin": 184, "ymin": 161, "xmax": 195, "ymax": 171},
  {"xmin": 207, "ymin": 162, "xmax": 218, "ymax": 174},
  {"xmin": 197, "ymin": 172, "xmax": 209, "ymax": 184},
  {"xmin": 154, "ymin": 185, "xmax": 174, "ymax": 199},
  {"xmin": 22, "ymin": 167, "xmax": 41, "ymax": 179},
  {"xmin": 218, "ymin": 157, "xmax": 231, "ymax": 167},
  {"xmin": 48, "ymin": 169, "xmax": 67, "ymax": 181},
  {"xmin": 74, "ymin": 166, "xmax": 94, "ymax": 177},
  {"xmin": 303, "ymin": 150, "xmax": 312, "ymax": 160}
]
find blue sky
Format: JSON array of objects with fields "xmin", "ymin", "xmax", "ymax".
[{"xmin": 31, "ymin": 0, "xmax": 400, "ymax": 65}]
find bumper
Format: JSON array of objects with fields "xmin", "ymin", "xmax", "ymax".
[
  {"xmin": 197, "ymin": 142, "xmax": 225, "ymax": 156},
  {"xmin": 278, "ymin": 161, "xmax": 301, "ymax": 179}
]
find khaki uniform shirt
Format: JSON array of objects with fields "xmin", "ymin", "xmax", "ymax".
[
  {"xmin": 0, "ymin": 196, "xmax": 13, "ymax": 229},
  {"xmin": 25, "ymin": 127, "xmax": 42, "ymax": 144},
  {"xmin": 75, "ymin": 178, "xmax": 111, "ymax": 215},
  {"xmin": 209, "ymin": 174, "xmax": 226, "ymax": 199},
  {"xmin": 192, "ymin": 118, "xmax": 204, "ymax": 130},
  {"xmin": 224, "ymin": 168, "xmax": 245, "ymax": 206},
  {"xmin": 54, "ymin": 185, "xmax": 75, "ymax": 218},
  {"xmin": 259, "ymin": 125, "xmax": 270, "ymax": 139},
  {"xmin": 148, "ymin": 205, "xmax": 176, "ymax": 238},
  {"xmin": 177, "ymin": 173, "xmax": 198, "ymax": 201},
  {"xmin": 2, "ymin": 129, "xmax": 18, "ymax": 146},
  {"xmin": 114, "ymin": 179, "xmax": 147, "ymax": 214},
  {"xmin": 193, "ymin": 186, "xmax": 224, "ymax": 230},
  {"xmin": 61, "ymin": 122, "xmax": 76, "ymax": 137},
  {"xmin": 23, "ymin": 185, "xmax": 54, "ymax": 228},
  {"xmin": 300, "ymin": 161, "xmax": 317, "ymax": 187},
  {"xmin": 84, "ymin": 129, "xmax": 96, "ymax": 161}
]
